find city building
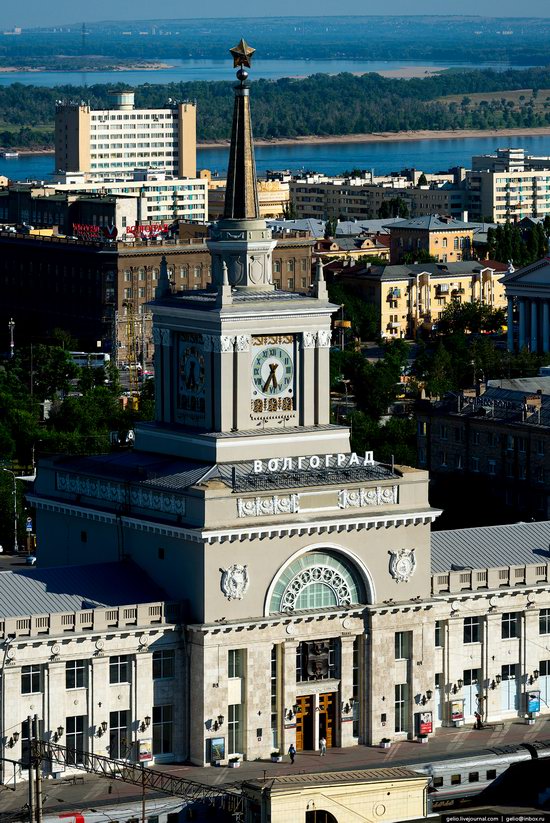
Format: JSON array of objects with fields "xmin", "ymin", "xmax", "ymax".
[
  {"xmin": 18, "ymin": 44, "xmax": 550, "ymax": 775},
  {"xmin": 416, "ymin": 377, "xmax": 550, "ymax": 522},
  {"xmin": 314, "ymin": 234, "xmax": 390, "ymax": 263},
  {"xmin": 55, "ymin": 91, "xmax": 196, "ymax": 179},
  {"xmin": 0, "ymin": 175, "xmax": 208, "ymax": 233},
  {"xmin": 503, "ymin": 257, "xmax": 550, "ymax": 353},
  {"xmin": 207, "ymin": 176, "xmax": 290, "ymax": 220},
  {"xmin": 289, "ymin": 173, "xmax": 467, "ymax": 222},
  {"xmin": 467, "ymin": 148, "xmax": 550, "ymax": 223},
  {"xmin": 337, "ymin": 260, "xmax": 508, "ymax": 338},
  {"xmin": 0, "ymin": 226, "xmax": 313, "ymax": 359},
  {"xmin": 385, "ymin": 215, "xmax": 475, "ymax": 265}
]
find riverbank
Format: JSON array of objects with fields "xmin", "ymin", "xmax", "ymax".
[
  {"xmin": 199, "ymin": 126, "xmax": 550, "ymax": 149},
  {"xmin": 0, "ymin": 62, "xmax": 172, "ymax": 73},
  {"xmin": 8, "ymin": 125, "xmax": 550, "ymax": 159}
]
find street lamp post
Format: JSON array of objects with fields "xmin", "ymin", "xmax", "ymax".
[
  {"xmin": 1, "ymin": 468, "xmax": 18, "ymax": 554},
  {"xmin": 8, "ymin": 318, "xmax": 15, "ymax": 359}
]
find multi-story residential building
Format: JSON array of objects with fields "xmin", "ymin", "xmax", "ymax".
[
  {"xmin": 55, "ymin": 91, "xmax": 196, "ymax": 179},
  {"xmin": 0, "ymin": 174, "xmax": 208, "ymax": 236},
  {"xmin": 49, "ymin": 170, "xmax": 208, "ymax": 226},
  {"xmin": 337, "ymin": 260, "xmax": 508, "ymax": 339},
  {"xmin": 289, "ymin": 174, "xmax": 467, "ymax": 221},
  {"xmin": 504, "ymin": 258, "xmax": 550, "ymax": 354},
  {"xmin": 386, "ymin": 215, "xmax": 475, "ymax": 265},
  {"xmin": 467, "ymin": 148, "xmax": 550, "ymax": 223},
  {"xmin": 416, "ymin": 378, "xmax": 550, "ymax": 522}
]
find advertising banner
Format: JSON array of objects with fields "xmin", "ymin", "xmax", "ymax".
[
  {"xmin": 138, "ymin": 738, "xmax": 152, "ymax": 762},
  {"xmin": 451, "ymin": 700, "xmax": 464, "ymax": 722},
  {"xmin": 527, "ymin": 690, "xmax": 541, "ymax": 713}
]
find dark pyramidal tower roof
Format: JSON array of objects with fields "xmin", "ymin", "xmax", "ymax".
[{"xmin": 223, "ymin": 39, "xmax": 261, "ymax": 221}]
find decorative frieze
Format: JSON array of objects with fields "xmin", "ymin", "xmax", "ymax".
[
  {"xmin": 235, "ymin": 334, "xmax": 250, "ymax": 352},
  {"xmin": 338, "ymin": 485, "xmax": 399, "ymax": 509},
  {"xmin": 56, "ymin": 473, "xmax": 185, "ymax": 516},
  {"xmin": 317, "ymin": 330, "xmax": 332, "ymax": 348},
  {"xmin": 301, "ymin": 331, "xmax": 317, "ymax": 349},
  {"xmin": 237, "ymin": 494, "xmax": 300, "ymax": 518}
]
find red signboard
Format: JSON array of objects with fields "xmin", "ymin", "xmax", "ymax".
[
  {"xmin": 72, "ymin": 223, "xmax": 118, "ymax": 241},
  {"xmin": 125, "ymin": 223, "xmax": 169, "ymax": 239},
  {"xmin": 419, "ymin": 711, "xmax": 433, "ymax": 735}
]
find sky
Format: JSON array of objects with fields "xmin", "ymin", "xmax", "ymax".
[{"xmin": 4, "ymin": 2, "xmax": 550, "ymax": 29}]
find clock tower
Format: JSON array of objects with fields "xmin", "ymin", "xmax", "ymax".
[
  {"xmin": 32, "ymin": 41, "xmax": 437, "ymax": 767},
  {"xmin": 136, "ymin": 42, "xmax": 347, "ymax": 465}
]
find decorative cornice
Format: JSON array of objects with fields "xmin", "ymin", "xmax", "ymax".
[{"xmin": 29, "ymin": 496, "xmax": 440, "ymax": 546}]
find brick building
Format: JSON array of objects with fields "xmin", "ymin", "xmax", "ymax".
[{"xmin": 0, "ymin": 229, "xmax": 313, "ymax": 361}]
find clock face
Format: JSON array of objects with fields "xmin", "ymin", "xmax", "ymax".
[
  {"xmin": 252, "ymin": 345, "xmax": 293, "ymax": 397},
  {"xmin": 179, "ymin": 346, "xmax": 205, "ymax": 395},
  {"xmin": 177, "ymin": 336, "xmax": 206, "ymax": 423}
]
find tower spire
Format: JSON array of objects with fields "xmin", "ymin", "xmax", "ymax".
[{"xmin": 224, "ymin": 39, "xmax": 260, "ymax": 220}]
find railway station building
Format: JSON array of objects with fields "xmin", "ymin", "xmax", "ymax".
[{"xmin": 3, "ymin": 45, "xmax": 550, "ymax": 779}]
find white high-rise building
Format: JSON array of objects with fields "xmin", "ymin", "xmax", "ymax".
[{"xmin": 55, "ymin": 91, "xmax": 196, "ymax": 180}]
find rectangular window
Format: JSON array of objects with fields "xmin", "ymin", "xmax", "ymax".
[
  {"xmin": 487, "ymin": 769, "xmax": 497, "ymax": 780},
  {"xmin": 435, "ymin": 621, "xmax": 442, "ymax": 648},
  {"xmin": 21, "ymin": 665, "xmax": 41, "ymax": 694},
  {"xmin": 502, "ymin": 612, "xmax": 519, "ymax": 639},
  {"xmin": 109, "ymin": 655, "xmax": 130, "ymax": 684},
  {"xmin": 152, "ymin": 649, "xmax": 175, "ymax": 679},
  {"xmin": 21, "ymin": 718, "xmax": 43, "ymax": 769},
  {"xmin": 394, "ymin": 683, "xmax": 408, "ymax": 733},
  {"xmin": 395, "ymin": 631, "xmax": 412, "ymax": 660},
  {"xmin": 296, "ymin": 640, "xmax": 338, "ymax": 682},
  {"xmin": 451, "ymin": 774, "xmax": 461, "ymax": 785},
  {"xmin": 271, "ymin": 645, "xmax": 279, "ymax": 748},
  {"xmin": 440, "ymin": 424, "xmax": 448, "ymax": 440},
  {"xmin": 66, "ymin": 715, "xmax": 86, "ymax": 765},
  {"xmin": 488, "ymin": 460, "xmax": 496, "ymax": 476},
  {"xmin": 228, "ymin": 649, "xmax": 245, "ymax": 679},
  {"xmin": 153, "ymin": 705, "xmax": 173, "ymax": 755},
  {"xmin": 540, "ymin": 609, "xmax": 550, "ymax": 635},
  {"xmin": 469, "ymin": 772, "xmax": 479, "ymax": 783},
  {"xmin": 463, "ymin": 617, "xmax": 481, "ymax": 644},
  {"xmin": 66, "ymin": 660, "xmax": 87, "ymax": 689},
  {"xmin": 228, "ymin": 704, "xmax": 243, "ymax": 754},
  {"xmin": 109, "ymin": 710, "xmax": 129, "ymax": 760},
  {"xmin": 471, "ymin": 456, "xmax": 479, "ymax": 472}
]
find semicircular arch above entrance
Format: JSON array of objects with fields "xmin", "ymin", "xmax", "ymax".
[{"xmin": 264, "ymin": 542, "xmax": 375, "ymax": 616}]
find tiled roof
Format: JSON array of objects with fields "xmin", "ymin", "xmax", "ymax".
[
  {"xmin": 431, "ymin": 521, "xmax": 550, "ymax": 574},
  {"xmin": 385, "ymin": 215, "xmax": 477, "ymax": 231},
  {"xmin": 0, "ymin": 560, "xmax": 167, "ymax": 618}
]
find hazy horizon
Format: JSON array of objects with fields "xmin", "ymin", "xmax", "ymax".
[{"xmin": 4, "ymin": 6, "xmax": 550, "ymax": 29}]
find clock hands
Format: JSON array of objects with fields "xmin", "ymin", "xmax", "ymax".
[{"xmin": 262, "ymin": 362, "xmax": 279, "ymax": 393}]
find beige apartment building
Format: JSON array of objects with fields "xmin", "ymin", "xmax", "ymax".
[
  {"xmin": 386, "ymin": 215, "xmax": 475, "ymax": 265},
  {"xmin": 289, "ymin": 174, "xmax": 467, "ymax": 221},
  {"xmin": 55, "ymin": 91, "xmax": 196, "ymax": 178},
  {"xmin": 339, "ymin": 260, "xmax": 508, "ymax": 338},
  {"xmin": 467, "ymin": 147, "xmax": 550, "ymax": 223},
  {"xmin": 207, "ymin": 176, "xmax": 290, "ymax": 220}
]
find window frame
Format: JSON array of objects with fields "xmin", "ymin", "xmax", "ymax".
[{"xmin": 109, "ymin": 655, "xmax": 130, "ymax": 684}]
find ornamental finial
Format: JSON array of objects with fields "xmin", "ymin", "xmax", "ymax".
[{"xmin": 230, "ymin": 38, "xmax": 255, "ymax": 69}]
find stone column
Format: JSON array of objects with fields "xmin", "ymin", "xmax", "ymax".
[
  {"xmin": 315, "ymin": 330, "xmax": 332, "ymax": 425},
  {"xmin": 339, "ymin": 636, "xmax": 356, "ymax": 748},
  {"xmin": 282, "ymin": 640, "xmax": 298, "ymax": 753},
  {"xmin": 507, "ymin": 298, "xmax": 514, "ymax": 352},
  {"xmin": 234, "ymin": 335, "xmax": 251, "ymax": 432},
  {"xmin": 543, "ymin": 301, "xmax": 550, "ymax": 354},
  {"xmin": 518, "ymin": 299, "xmax": 526, "ymax": 351},
  {"xmin": 531, "ymin": 300, "xmax": 538, "ymax": 353}
]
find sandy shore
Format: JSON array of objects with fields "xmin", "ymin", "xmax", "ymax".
[
  {"xmin": 199, "ymin": 126, "xmax": 550, "ymax": 149},
  {"xmin": 7, "ymin": 125, "xmax": 550, "ymax": 157},
  {"xmin": 0, "ymin": 62, "xmax": 171, "ymax": 73}
]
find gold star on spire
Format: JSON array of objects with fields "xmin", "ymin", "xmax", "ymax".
[{"xmin": 230, "ymin": 38, "xmax": 255, "ymax": 68}]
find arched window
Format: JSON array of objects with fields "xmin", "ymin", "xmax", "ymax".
[{"xmin": 269, "ymin": 551, "xmax": 364, "ymax": 614}]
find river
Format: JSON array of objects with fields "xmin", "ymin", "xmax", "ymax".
[
  {"xmin": 3, "ymin": 134, "xmax": 550, "ymax": 182},
  {"xmin": 0, "ymin": 58, "xmax": 532, "ymax": 87}
]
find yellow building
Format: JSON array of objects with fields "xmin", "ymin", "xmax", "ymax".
[
  {"xmin": 207, "ymin": 177, "xmax": 290, "ymax": 220},
  {"xmin": 340, "ymin": 260, "xmax": 508, "ymax": 339},
  {"xmin": 315, "ymin": 235, "xmax": 390, "ymax": 263},
  {"xmin": 387, "ymin": 215, "xmax": 475, "ymax": 265}
]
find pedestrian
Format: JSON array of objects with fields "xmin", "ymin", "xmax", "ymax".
[
  {"xmin": 288, "ymin": 743, "xmax": 296, "ymax": 764},
  {"xmin": 474, "ymin": 711, "xmax": 483, "ymax": 730},
  {"xmin": 319, "ymin": 736, "xmax": 327, "ymax": 756}
]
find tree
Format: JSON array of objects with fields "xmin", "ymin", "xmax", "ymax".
[
  {"xmin": 435, "ymin": 300, "xmax": 505, "ymax": 336},
  {"xmin": 417, "ymin": 173, "xmax": 428, "ymax": 186},
  {"xmin": 401, "ymin": 250, "xmax": 437, "ymax": 264},
  {"xmin": 324, "ymin": 218, "xmax": 338, "ymax": 239},
  {"xmin": 11, "ymin": 345, "xmax": 78, "ymax": 403},
  {"xmin": 328, "ymin": 282, "xmax": 379, "ymax": 342}
]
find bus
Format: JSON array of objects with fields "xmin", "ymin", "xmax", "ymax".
[{"xmin": 70, "ymin": 352, "xmax": 111, "ymax": 369}]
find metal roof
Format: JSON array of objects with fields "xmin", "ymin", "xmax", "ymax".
[
  {"xmin": 244, "ymin": 766, "xmax": 421, "ymax": 790},
  {"xmin": 384, "ymin": 215, "xmax": 478, "ymax": 231},
  {"xmin": 431, "ymin": 521, "xmax": 550, "ymax": 574},
  {"xmin": 0, "ymin": 560, "xmax": 167, "ymax": 618}
]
